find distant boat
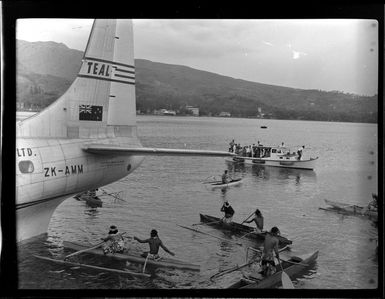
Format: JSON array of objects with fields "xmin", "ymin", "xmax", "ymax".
[
  {"xmin": 226, "ymin": 145, "xmax": 318, "ymax": 170},
  {"xmin": 260, "ymin": 126, "xmax": 268, "ymax": 129}
]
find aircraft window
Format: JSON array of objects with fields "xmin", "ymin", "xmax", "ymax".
[
  {"xmin": 272, "ymin": 149, "xmax": 277, "ymax": 153},
  {"xmin": 19, "ymin": 160, "xmax": 34, "ymax": 173}
]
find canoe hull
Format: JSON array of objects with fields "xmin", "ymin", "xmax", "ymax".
[
  {"xmin": 209, "ymin": 178, "xmax": 242, "ymax": 189},
  {"xmin": 199, "ymin": 214, "xmax": 292, "ymax": 246},
  {"xmin": 324, "ymin": 199, "xmax": 377, "ymax": 220},
  {"xmin": 227, "ymin": 251, "xmax": 319, "ymax": 289},
  {"xmin": 63, "ymin": 241, "xmax": 200, "ymax": 271},
  {"xmin": 225, "ymin": 156, "xmax": 317, "ymax": 170}
]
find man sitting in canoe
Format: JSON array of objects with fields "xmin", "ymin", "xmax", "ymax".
[
  {"xmin": 101, "ymin": 225, "xmax": 125, "ymax": 254},
  {"xmin": 134, "ymin": 229, "xmax": 175, "ymax": 260},
  {"xmin": 222, "ymin": 170, "xmax": 231, "ymax": 184},
  {"xmin": 260, "ymin": 226, "xmax": 281, "ymax": 277},
  {"xmin": 244, "ymin": 209, "xmax": 264, "ymax": 233},
  {"xmin": 221, "ymin": 201, "xmax": 235, "ymax": 224}
]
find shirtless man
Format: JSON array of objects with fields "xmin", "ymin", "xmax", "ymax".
[
  {"xmin": 261, "ymin": 226, "xmax": 280, "ymax": 276},
  {"xmin": 134, "ymin": 229, "xmax": 175, "ymax": 260},
  {"xmin": 244, "ymin": 209, "xmax": 264, "ymax": 233}
]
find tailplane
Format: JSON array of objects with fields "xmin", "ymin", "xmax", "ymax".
[{"xmin": 17, "ymin": 19, "xmax": 136, "ymax": 138}]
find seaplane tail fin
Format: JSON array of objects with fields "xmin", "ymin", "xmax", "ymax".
[
  {"xmin": 82, "ymin": 144, "xmax": 234, "ymax": 157},
  {"xmin": 17, "ymin": 19, "xmax": 136, "ymax": 138}
]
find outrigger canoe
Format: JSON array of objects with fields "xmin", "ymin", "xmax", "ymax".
[
  {"xmin": 74, "ymin": 194, "xmax": 103, "ymax": 208},
  {"xmin": 199, "ymin": 214, "xmax": 292, "ymax": 246},
  {"xmin": 63, "ymin": 241, "xmax": 200, "ymax": 272},
  {"xmin": 322, "ymin": 199, "xmax": 377, "ymax": 220},
  {"xmin": 227, "ymin": 251, "xmax": 319, "ymax": 289},
  {"xmin": 207, "ymin": 178, "xmax": 242, "ymax": 189}
]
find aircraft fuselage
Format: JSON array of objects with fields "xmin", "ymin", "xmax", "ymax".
[{"xmin": 16, "ymin": 137, "xmax": 144, "ymax": 242}]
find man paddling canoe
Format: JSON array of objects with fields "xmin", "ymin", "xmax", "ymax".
[
  {"xmin": 261, "ymin": 226, "xmax": 281, "ymax": 276},
  {"xmin": 244, "ymin": 209, "xmax": 264, "ymax": 233},
  {"xmin": 222, "ymin": 170, "xmax": 232, "ymax": 184},
  {"xmin": 134, "ymin": 229, "xmax": 175, "ymax": 260},
  {"xmin": 101, "ymin": 225, "xmax": 125, "ymax": 254}
]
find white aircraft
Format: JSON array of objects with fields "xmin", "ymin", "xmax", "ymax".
[{"xmin": 16, "ymin": 19, "xmax": 233, "ymax": 243}]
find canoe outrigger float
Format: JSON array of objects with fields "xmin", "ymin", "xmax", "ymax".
[
  {"xmin": 226, "ymin": 251, "xmax": 319, "ymax": 289},
  {"xmin": 34, "ymin": 240, "xmax": 200, "ymax": 276},
  {"xmin": 199, "ymin": 214, "xmax": 293, "ymax": 247},
  {"xmin": 34, "ymin": 254, "xmax": 151, "ymax": 277},
  {"xmin": 225, "ymin": 146, "xmax": 318, "ymax": 170},
  {"xmin": 321, "ymin": 199, "xmax": 377, "ymax": 221},
  {"xmin": 62, "ymin": 241, "xmax": 200, "ymax": 271},
  {"xmin": 205, "ymin": 178, "xmax": 242, "ymax": 189}
]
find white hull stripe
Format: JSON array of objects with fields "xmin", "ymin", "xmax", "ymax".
[
  {"xmin": 77, "ymin": 74, "xmax": 135, "ymax": 85},
  {"xmin": 84, "ymin": 56, "xmax": 135, "ymax": 69},
  {"xmin": 78, "ymin": 56, "xmax": 135, "ymax": 85}
]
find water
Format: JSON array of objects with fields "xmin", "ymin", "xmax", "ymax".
[{"xmin": 18, "ymin": 116, "xmax": 378, "ymax": 289}]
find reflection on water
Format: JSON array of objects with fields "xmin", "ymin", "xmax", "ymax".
[{"xmin": 227, "ymin": 162, "xmax": 317, "ymax": 183}]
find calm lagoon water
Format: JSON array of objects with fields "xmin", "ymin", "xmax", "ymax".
[{"xmin": 18, "ymin": 116, "xmax": 378, "ymax": 290}]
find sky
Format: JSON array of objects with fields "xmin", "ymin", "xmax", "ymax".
[{"xmin": 16, "ymin": 19, "xmax": 378, "ymax": 96}]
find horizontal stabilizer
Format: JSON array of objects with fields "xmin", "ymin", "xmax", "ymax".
[{"xmin": 83, "ymin": 144, "xmax": 234, "ymax": 157}]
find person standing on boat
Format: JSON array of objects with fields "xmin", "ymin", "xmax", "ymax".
[
  {"xmin": 134, "ymin": 229, "xmax": 175, "ymax": 260},
  {"xmin": 244, "ymin": 209, "xmax": 264, "ymax": 233},
  {"xmin": 261, "ymin": 226, "xmax": 281, "ymax": 276},
  {"xmin": 221, "ymin": 201, "xmax": 235, "ymax": 223},
  {"xmin": 229, "ymin": 139, "xmax": 235, "ymax": 152},
  {"xmin": 297, "ymin": 145, "xmax": 305, "ymax": 160},
  {"xmin": 101, "ymin": 225, "xmax": 125, "ymax": 254}
]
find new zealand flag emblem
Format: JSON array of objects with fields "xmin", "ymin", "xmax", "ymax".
[{"xmin": 79, "ymin": 105, "xmax": 103, "ymax": 121}]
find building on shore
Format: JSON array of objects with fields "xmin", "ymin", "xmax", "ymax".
[
  {"xmin": 154, "ymin": 109, "xmax": 177, "ymax": 116},
  {"xmin": 186, "ymin": 106, "xmax": 199, "ymax": 116},
  {"xmin": 219, "ymin": 111, "xmax": 231, "ymax": 117}
]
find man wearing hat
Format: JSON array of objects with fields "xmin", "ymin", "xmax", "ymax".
[
  {"xmin": 101, "ymin": 225, "xmax": 125, "ymax": 254},
  {"xmin": 134, "ymin": 229, "xmax": 175, "ymax": 260}
]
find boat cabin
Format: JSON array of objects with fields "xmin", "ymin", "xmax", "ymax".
[
  {"xmin": 235, "ymin": 145, "xmax": 298, "ymax": 161},
  {"xmin": 253, "ymin": 146, "xmax": 294, "ymax": 159}
]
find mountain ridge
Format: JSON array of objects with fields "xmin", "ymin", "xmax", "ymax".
[{"xmin": 16, "ymin": 40, "xmax": 377, "ymax": 123}]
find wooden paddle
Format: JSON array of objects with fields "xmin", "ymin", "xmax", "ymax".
[
  {"xmin": 64, "ymin": 241, "xmax": 105, "ymax": 260},
  {"xmin": 241, "ymin": 211, "xmax": 255, "ymax": 224},
  {"xmin": 178, "ymin": 224, "xmax": 243, "ymax": 246},
  {"xmin": 278, "ymin": 258, "xmax": 294, "ymax": 289},
  {"xmin": 64, "ymin": 232, "xmax": 126, "ymax": 260}
]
